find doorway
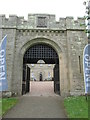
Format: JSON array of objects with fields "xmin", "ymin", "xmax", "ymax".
[
  {"xmin": 22, "ymin": 43, "xmax": 60, "ymax": 95},
  {"xmin": 40, "ymin": 72, "xmax": 43, "ymax": 81}
]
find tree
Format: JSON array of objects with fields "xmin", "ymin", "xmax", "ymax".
[{"xmin": 84, "ymin": 1, "xmax": 90, "ymax": 43}]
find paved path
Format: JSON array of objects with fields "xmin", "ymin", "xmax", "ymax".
[
  {"xmin": 3, "ymin": 82, "xmax": 67, "ymax": 118},
  {"xmin": 29, "ymin": 81, "xmax": 55, "ymax": 96},
  {"xmin": 3, "ymin": 96, "xmax": 67, "ymax": 118}
]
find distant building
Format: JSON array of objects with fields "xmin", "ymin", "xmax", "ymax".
[{"xmin": 28, "ymin": 60, "xmax": 55, "ymax": 81}]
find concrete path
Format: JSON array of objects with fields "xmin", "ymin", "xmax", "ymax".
[{"xmin": 3, "ymin": 96, "xmax": 67, "ymax": 118}]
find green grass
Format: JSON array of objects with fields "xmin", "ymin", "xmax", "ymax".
[
  {"xmin": 0, "ymin": 98, "xmax": 18, "ymax": 116},
  {"xmin": 64, "ymin": 96, "xmax": 88, "ymax": 118}
]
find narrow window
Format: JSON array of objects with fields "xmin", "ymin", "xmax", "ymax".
[{"xmin": 79, "ymin": 56, "xmax": 81, "ymax": 73}]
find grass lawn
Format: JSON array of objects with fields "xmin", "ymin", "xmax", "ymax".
[
  {"xmin": 0, "ymin": 98, "xmax": 18, "ymax": 116},
  {"xmin": 64, "ymin": 96, "xmax": 88, "ymax": 119}
]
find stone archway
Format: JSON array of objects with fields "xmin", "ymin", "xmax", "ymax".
[
  {"xmin": 19, "ymin": 37, "xmax": 69, "ymax": 96},
  {"xmin": 22, "ymin": 43, "xmax": 59, "ymax": 95}
]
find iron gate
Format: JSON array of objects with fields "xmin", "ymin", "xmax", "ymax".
[
  {"xmin": 22, "ymin": 64, "xmax": 30, "ymax": 95},
  {"xmin": 23, "ymin": 44, "xmax": 58, "ymax": 64},
  {"xmin": 54, "ymin": 64, "xmax": 60, "ymax": 95}
]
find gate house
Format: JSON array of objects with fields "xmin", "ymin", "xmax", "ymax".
[{"xmin": 0, "ymin": 14, "xmax": 88, "ymax": 96}]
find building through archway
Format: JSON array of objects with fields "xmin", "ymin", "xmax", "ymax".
[{"xmin": 22, "ymin": 43, "xmax": 60, "ymax": 95}]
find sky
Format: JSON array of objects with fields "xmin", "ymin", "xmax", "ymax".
[{"xmin": 0, "ymin": 0, "xmax": 86, "ymax": 21}]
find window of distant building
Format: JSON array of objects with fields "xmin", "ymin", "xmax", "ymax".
[
  {"xmin": 48, "ymin": 64, "xmax": 51, "ymax": 67},
  {"xmin": 31, "ymin": 64, "xmax": 34, "ymax": 67}
]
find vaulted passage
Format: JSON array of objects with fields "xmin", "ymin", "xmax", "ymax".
[{"xmin": 22, "ymin": 43, "xmax": 60, "ymax": 96}]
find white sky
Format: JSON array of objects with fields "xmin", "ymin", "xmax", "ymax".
[{"xmin": 0, "ymin": 0, "xmax": 86, "ymax": 21}]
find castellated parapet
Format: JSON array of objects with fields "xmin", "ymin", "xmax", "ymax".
[{"xmin": 0, "ymin": 14, "xmax": 85, "ymax": 30}]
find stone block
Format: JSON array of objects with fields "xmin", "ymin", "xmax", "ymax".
[{"xmin": 2, "ymin": 91, "xmax": 12, "ymax": 98}]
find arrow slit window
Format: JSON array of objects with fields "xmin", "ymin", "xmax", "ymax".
[{"xmin": 79, "ymin": 56, "xmax": 81, "ymax": 73}]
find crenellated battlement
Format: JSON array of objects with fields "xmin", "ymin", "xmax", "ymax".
[{"xmin": 0, "ymin": 14, "xmax": 86, "ymax": 30}]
